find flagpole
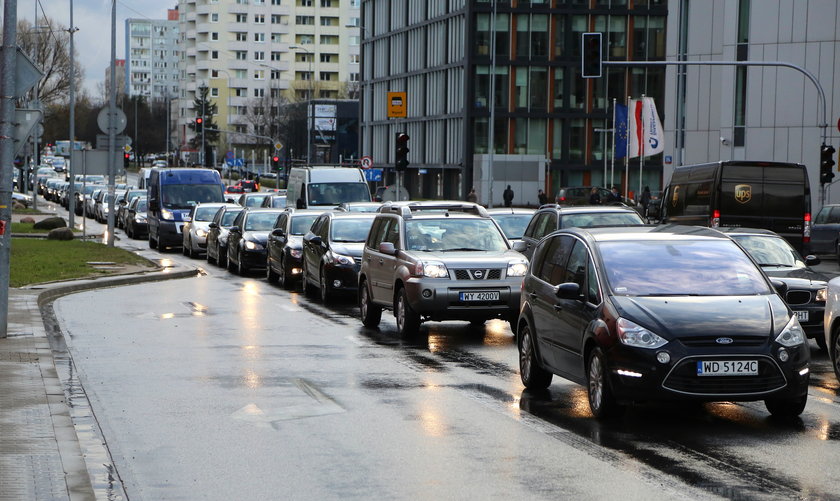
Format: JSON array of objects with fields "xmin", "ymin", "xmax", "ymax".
[
  {"xmin": 611, "ymin": 98, "xmax": 616, "ymax": 187},
  {"xmin": 625, "ymin": 95, "xmax": 630, "ymax": 200},
  {"xmin": 640, "ymin": 93, "xmax": 646, "ymax": 203}
]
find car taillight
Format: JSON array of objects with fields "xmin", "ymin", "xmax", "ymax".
[
  {"xmin": 711, "ymin": 209, "xmax": 720, "ymax": 228},
  {"xmin": 804, "ymin": 212, "xmax": 811, "ymax": 241}
]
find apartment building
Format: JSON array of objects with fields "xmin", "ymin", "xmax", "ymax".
[
  {"xmin": 177, "ymin": 0, "xmax": 362, "ymax": 161},
  {"xmin": 360, "ymin": 0, "xmax": 667, "ymax": 204},
  {"xmin": 125, "ymin": 10, "xmax": 181, "ymax": 100}
]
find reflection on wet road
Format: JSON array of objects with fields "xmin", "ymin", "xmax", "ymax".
[{"xmin": 51, "ymin": 252, "xmax": 840, "ymax": 500}]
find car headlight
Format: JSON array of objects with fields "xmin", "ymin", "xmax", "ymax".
[
  {"xmin": 135, "ymin": 215, "xmax": 146, "ymax": 223},
  {"xmin": 413, "ymin": 260, "xmax": 448, "ymax": 278},
  {"xmin": 616, "ymin": 317, "xmax": 668, "ymax": 349},
  {"xmin": 290, "ymin": 248, "xmax": 302, "ymax": 259},
  {"xmin": 161, "ymin": 209, "xmax": 174, "ymax": 220},
  {"xmin": 816, "ymin": 287, "xmax": 827, "ymax": 302},
  {"xmin": 196, "ymin": 229, "xmax": 208, "ymax": 238},
  {"xmin": 103, "ymin": 207, "xmax": 109, "ymax": 214},
  {"xmin": 244, "ymin": 240, "xmax": 263, "ymax": 250},
  {"xmin": 775, "ymin": 316, "xmax": 805, "ymax": 347},
  {"xmin": 507, "ymin": 261, "xmax": 529, "ymax": 277},
  {"xmin": 327, "ymin": 250, "xmax": 355, "ymax": 266}
]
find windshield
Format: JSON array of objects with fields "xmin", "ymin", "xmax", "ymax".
[
  {"xmin": 194, "ymin": 205, "xmax": 220, "ymax": 221},
  {"xmin": 307, "ymin": 182, "xmax": 371, "ymax": 206},
  {"xmin": 560, "ymin": 212, "xmax": 644, "ymax": 229},
  {"xmin": 83, "ymin": 185, "xmax": 98, "ymax": 195},
  {"xmin": 221, "ymin": 209, "xmax": 243, "ymax": 226},
  {"xmin": 330, "ymin": 218, "xmax": 375, "ymax": 243},
  {"xmin": 731, "ymin": 235, "xmax": 804, "ymax": 268},
  {"xmin": 244, "ymin": 212, "xmax": 278, "ymax": 231},
  {"xmin": 492, "ymin": 214, "xmax": 532, "ymax": 239},
  {"xmin": 291, "ymin": 214, "xmax": 318, "ymax": 235},
  {"xmin": 270, "ymin": 197, "xmax": 287, "ymax": 208},
  {"xmin": 405, "ymin": 218, "xmax": 509, "ymax": 252},
  {"xmin": 244, "ymin": 195, "xmax": 269, "ymax": 207},
  {"xmin": 161, "ymin": 184, "xmax": 224, "ymax": 209},
  {"xmin": 598, "ymin": 240, "xmax": 771, "ymax": 296},
  {"xmin": 136, "ymin": 200, "xmax": 148, "ymax": 212}
]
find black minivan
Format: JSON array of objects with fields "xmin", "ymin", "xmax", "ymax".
[{"xmin": 655, "ymin": 161, "xmax": 811, "ymax": 252}]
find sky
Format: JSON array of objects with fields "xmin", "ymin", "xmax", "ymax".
[{"xmin": 16, "ymin": 0, "xmax": 177, "ymax": 97}]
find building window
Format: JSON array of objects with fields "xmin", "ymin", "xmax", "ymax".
[
  {"xmin": 271, "ymin": 70, "xmax": 281, "ymax": 79},
  {"xmin": 253, "ymin": 51, "xmax": 265, "ymax": 61},
  {"xmin": 348, "ymin": 36, "xmax": 360, "ymax": 46},
  {"xmin": 210, "ymin": 13, "xmax": 219, "ymax": 23},
  {"xmin": 271, "ymin": 33, "xmax": 283, "ymax": 43},
  {"xmin": 211, "ymin": 70, "xmax": 220, "ymax": 78},
  {"xmin": 298, "ymin": 0, "xmax": 312, "ymax": 5},
  {"xmin": 271, "ymin": 51, "xmax": 282, "ymax": 61},
  {"xmin": 210, "ymin": 87, "xmax": 219, "ymax": 97},
  {"xmin": 349, "ymin": 54, "xmax": 359, "ymax": 64},
  {"xmin": 235, "ymin": 51, "xmax": 247, "ymax": 60},
  {"xmin": 235, "ymin": 69, "xmax": 247, "ymax": 79},
  {"xmin": 321, "ymin": 17, "xmax": 338, "ymax": 26},
  {"xmin": 235, "ymin": 14, "xmax": 247, "ymax": 23},
  {"xmin": 350, "ymin": 72, "xmax": 359, "ymax": 82},
  {"xmin": 254, "ymin": 14, "xmax": 265, "ymax": 24},
  {"xmin": 296, "ymin": 16, "xmax": 315, "ymax": 25},
  {"xmin": 569, "ymin": 118, "xmax": 585, "ymax": 161},
  {"xmin": 272, "ymin": 0, "xmax": 281, "ymax": 4},
  {"xmin": 319, "ymin": 71, "xmax": 337, "ymax": 81},
  {"xmin": 321, "ymin": 35, "xmax": 339, "ymax": 44},
  {"xmin": 271, "ymin": 14, "xmax": 283, "ymax": 24},
  {"xmin": 320, "ymin": 53, "xmax": 336, "ymax": 63},
  {"xmin": 321, "ymin": 0, "xmax": 333, "ymax": 6},
  {"xmin": 211, "ymin": 32, "xmax": 219, "ymax": 41},
  {"xmin": 254, "ymin": 33, "xmax": 265, "ymax": 42},
  {"xmin": 254, "ymin": 70, "xmax": 265, "ymax": 80},
  {"xmin": 254, "ymin": 88, "xmax": 265, "ymax": 97},
  {"xmin": 210, "ymin": 50, "xmax": 219, "ymax": 60},
  {"xmin": 297, "ymin": 71, "xmax": 312, "ymax": 81},
  {"xmin": 235, "ymin": 32, "xmax": 247, "ymax": 41}
]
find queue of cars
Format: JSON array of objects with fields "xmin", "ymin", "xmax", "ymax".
[{"xmin": 148, "ymin": 186, "xmax": 832, "ymax": 421}]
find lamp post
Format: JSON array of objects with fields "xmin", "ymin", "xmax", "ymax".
[
  {"xmin": 290, "ymin": 45, "xmax": 313, "ymax": 165},
  {"xmin": 199, "ymin": 83, "xmax": 207, "ymax": 167}
]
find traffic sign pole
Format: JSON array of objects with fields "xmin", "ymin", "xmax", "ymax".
[{"xmin": 0, "ymin": 0, "xmax": 18, "ymax": 337}]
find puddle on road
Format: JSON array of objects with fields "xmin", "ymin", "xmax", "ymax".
[{"xmin": 231, "ymin": 378, "xmax": 345, "ymax": 430}]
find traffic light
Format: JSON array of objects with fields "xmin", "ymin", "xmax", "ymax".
[
  {"xmin": 395, "ymin": 133, "xmax": 410, "ymax": 172},
  {"xmin": 195, "ymin": 117, "xmax": 203, "ymax": 132},
  {"xmin": 123, "ymin": 152, "xmax": 130, "ymax": 168},
  {"xmin": 820, "ymin": 144, "xmax": 836, "ymax": 184},
  {"xmin": 271, "ymin": 155, "xmax": 281, "ymax": 171},
  {"xmin": 581, "ymin": 32, "xmax": 603, "ymax": 78}
]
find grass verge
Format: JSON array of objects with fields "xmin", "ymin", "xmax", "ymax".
[
  {"xmin": 10, "ymin": 239, "xmax": 154, "ymax": 287},
  {"xmin": 11, "ymin": 222, "xmax": 79, "ymax": 234}
]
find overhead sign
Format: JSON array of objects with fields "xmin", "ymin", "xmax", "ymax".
[
  {"xmin": 360, "ymin": 156, "xmax": 373, "ymax": 169},
  {"xmin": 387, "ymin": 92, "xmax": 407, "ymax": 118},
  {"xmin": 13, "ymin": 109, "xmax": 42, "ymax": 157},
  {"xmin": 314, "ymin": 117, "xmax": 336, "ymax": 131},
  {"xmin": 15, "ymin": 48, "xmax": 43, "ymax": 98}
]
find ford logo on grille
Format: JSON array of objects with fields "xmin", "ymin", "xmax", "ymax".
[
  {"xmin": 473, "ymin": 270, "xmax": 484, "ymax": 279},
  {"xmin": 716, "ymin": 337, "xmax": 734, "ymax": 345}
]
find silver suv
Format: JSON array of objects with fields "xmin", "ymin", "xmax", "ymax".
[{"xmin": 358, "ymin": 201, "xmax": 529, "ymax": 336}]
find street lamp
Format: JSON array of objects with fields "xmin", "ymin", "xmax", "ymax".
[{"xmin": 290, "ymin": 44, "xmax": 313, "ymax": 165}]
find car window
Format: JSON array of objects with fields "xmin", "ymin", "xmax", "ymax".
[
  {"xmin": 598, "ymin": 239, "xmax": 772, "ymax": 296},
  {"xmin": 731, "ymin": 235, "xmax": 803, "ymax": 268},
  {"xmin": 222, "ymin": 209, "xmax": 243, "ymax": 226},
  {"xmin": 534, "ymin": 212, "xmax": 557, "ymax": 239},
  {"xmin": 232, "ymin": 211, "xmax": 245, "ymax": 228},
  {"xmin": 274, "ymin": 214, "xmax": 287, "ymax": 230},
  {"xmin": 244, "ymin": 212, "xmax": 279, "ymax": 231},
  {"xmin": 535, "ymin": 235, "xmax": 573, "ymax": 284},
  {"xmin": 245, "ymin": 195, "xmax": 268, "ymax": 207},
  {"xmin": 560, "ymin": 212, "xmax": 644, "ymax": 229},
  {"xmin": 136, "ymin": 200, "xmax": 148, "ymax": 212},
  {"xmin": 492, "ymin": 214, "xmax": 532, "ymax": 239},
  {"xmin": 330, "ymin": 218, "xmax": 375, "ymax": 243},
  {"xmin": 523, "ymin": 213, "xmax": 543, "ymax": 238},
  {"xmin": 830, "ymin": 207, "xmax": 840, "ymax": 223},
  {"xmin": 194, "ymin": 206, "xmax": 219, "ymax": 221},
  {"xmin": 384, "ymin": 219, "xmax": 400, "ymax": 246},
  {"xmin": 586, "ymin": 258, "xmax": 601, "ymax": 304},
  {"xmin": 814, "ymin": 207, "xmax": 831, "ymax": 224},
  {"xmin": 367, "ymin": 218, "xmax": 388, "ymax": 248},
  {"xmin": 290, "ymin": 214, "xmax": 318, "ymax": 235},
  {"xmin": 564, "ymin": 241, "xmax": 588, "ymax": 287}
]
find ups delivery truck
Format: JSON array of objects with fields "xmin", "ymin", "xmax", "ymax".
[{"xmin": 658, "ymin": 161, "xmax": 811, "ymax": 252}]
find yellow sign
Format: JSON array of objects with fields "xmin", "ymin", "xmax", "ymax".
[
  {"xmin": 123, "ymin": 144, "xmax": 132, "ymax": 153},
  {"xmin": 734, "ymin": 184, "xmax": 752, "ymax": 204},
  {"xmin": 387, "ymin": 92, "xmax": 407, "ymax": 118}
]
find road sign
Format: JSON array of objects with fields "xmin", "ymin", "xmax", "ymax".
[
  {"xmin": 360, "ymin": 156, "xmax": 373, "ymax": 169},
  {"xmin": 12, "ymin": 109, "xmax": 42, "ymax": 157},
  {"xmin": 97, "ymin": 107, "xmax": 127, "ymax": 135},
  {"xmin": 123, "ymin": 145, "xmax": 132, "ymax": 153},
  {"xmin": 387, "ymin": 92, "xmax": 407, "ymax": 118},
  {"xmin": 274, "ymin": 142, "xmax": 283, "ymax": 151},
  {"xmin": 226, "ymin": 151, "xmax": 234, "ymax": 160},
  {"xmin": 14, "ymin": 48, "xmax": 43, "ymax": 98},
  {"xmin": 363, "ymin": 168, "xmax": 382, "ymax": 182}
]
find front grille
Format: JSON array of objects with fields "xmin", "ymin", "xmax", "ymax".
[
  {"xmin": 786, "ymin": 290, "xmax": 811, "ymax": 305},
  {"xmin": 454, "ymin": 269, "xmax": 502, "ymax": 280},
  {"xmin": 680, "ymin": 336, "xmax": 766, "ymax": 348},
  {"xmin": 662, "ymin": 356, "xmax": 786, "ymax": 395}
]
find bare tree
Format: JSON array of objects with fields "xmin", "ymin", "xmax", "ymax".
[
  {"xmin": 239, "ymin": 86, "xmax": 292, "ymax": 147},
  {"xmin": 16, "ymin": 18, "xmax": 84, "ymax": 105}
]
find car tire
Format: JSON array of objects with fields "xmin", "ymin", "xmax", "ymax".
[
  {"xmin": 303, "ymin": 263, "xmax": 318, "ymax": 297},
  {"xmin": 587, "ymin": 347, "xmax": 625, "ymax": 420},
  {"xmin": 277, "ymin": 257, "xmax": 288, "ymax": 289},
  {"xmin": 815, "ymin": 333, "xmax": 828, "ymax": 352},
  {"xmin": 219, "ymin": 248, "xmax": 228, "ymax": 269},
  {"xmin": 507, "ymin": 312, "xmax": 520, "ymax": 333},
  {"xmin": 319, "ymin": 267, "xmax": 332, "ymax": 303},
  {"xmin": 237, "ymin": 251, "xmax": 248, "ymax": 276},
  {"xmin": 395, "ymin": 287, "xmax": 420, "ymax": 338},
  {"xmin": 518, "ymin": 322, "xmax": 552, "ymax": 390},
  {"xmin": 182, "ymin": 238, "xmax": 190, "ymax": 256},
  {"xmin": 359, "ymin": 280, "xmax": 381, "ymax": 328},
  {"xmin": 227, "ymin": 250, "xmax": 236, "ymax": 273},
  {"xmin": 764, "ymin": 395, "xmax": 807, "ymax": 418},
  {"xmin": 207, "ymin": 245, "xmax": 217, "ymax": 265},
  {"xmin": 149, "ymin": 234, "xmax": 157, "ymax": 249},
  {"xmin": 266, "ymin": 259, "xmax": 279, "ymax": 284}
]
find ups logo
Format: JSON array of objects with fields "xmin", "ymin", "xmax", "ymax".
[
  {"xmin": 734, "ymin": 184, "xmax": 752, "ymax": 204},
  {"xmin": 671, "ymin": 186, "xmax": 680, "ymax": 207}
]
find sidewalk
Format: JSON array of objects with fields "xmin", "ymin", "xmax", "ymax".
[{"xmin": 0, "ymin": 226, "xmax": 200, "ymax": 500}]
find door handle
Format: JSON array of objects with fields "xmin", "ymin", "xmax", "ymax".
[{"xmin": 528, "ymin": 292, "xmax": 537, "ymax": 299}]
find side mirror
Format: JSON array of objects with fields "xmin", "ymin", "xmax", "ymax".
[
  {"xmin": 229, "ymin": 226, "xmax": 242, "ymax": 234},
  {"xmin": 805, "ymin": 255, "xmax": 821, "ymax": 266},
  {"xmin": 379, "ymin": 242, "xmax": 396, "ymax": 255},
  {"xmin": 309, "ymin": 235, "xmax": 323, "ymax": 246},
  {"xmin": 512, "ymin": 240, "xmax": 527, "ymax": 253},
  {"xmin": 271, "ymin": 228, "xmax": 285, "ymax": 237},
  {"xmin": 208, "ymin": 222, "xmax": 218, "ymax": 229},
  {"xmin": 771, "ymin": 279, "xmax": 788, "ymax": 295},
  {"xmin": 555, "ymin": 282, "xmax": 582, "ymax": 300}
]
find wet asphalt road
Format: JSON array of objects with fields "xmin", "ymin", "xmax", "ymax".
[{"xmin": 44, "ymin": 187, "xmax": 840, "ymax": 500}]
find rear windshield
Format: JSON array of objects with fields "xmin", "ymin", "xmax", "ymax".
[
  {"xmin": 244, "ymin": 212, "xmax": 278, "ymax": 231},
  {"xmin": 291, "ymin": 214, "xmax": 318, "ymax": 235},
  {"xmin": 194, "ymin": 205, "xmax": 220, "ymax": 221},
  {"xmin": 308, "ymin": 182, "xmax": 371, "ymax": 206},
  {"xmin": 598, "ymin": 239, "xmax": 770, "ymax": 296},
  {"xmin": 221, "ymin": 209, "xmax": 243, "ymax": 226},
  {"xmin": 244, "ymin": 195, "xmax": 269, "ymax": 207},
  {"xmin": 560, "ymin": 212, "xmax": 644, "ymax": 229},
  {"xmin": 492, "ymin": 214, "xmax": 533, "ymax": 239},
  {"xmin": 330, "ymin": 218, "xmax": 375, "ymax": 243}
]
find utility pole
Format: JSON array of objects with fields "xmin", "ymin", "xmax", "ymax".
[
  {"xmin": 200, "ymin": 84, "xmax": 206, "ymax": 167},
  {"xmin": 0, "ymin": 0, "xmax": 19, "ymax": 337},
  {"xmin": 106, "ymin": 0, "xmax": 116, "ymax": 246},
  {"xmin": 67, "ymin": 0, "xmax": 78, "ymax": 228}
]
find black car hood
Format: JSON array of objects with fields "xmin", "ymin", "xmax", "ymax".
[
  {"xmin": 761, "ymin": 267, "xmax": 828, "ymax": 288},
  {"xmin": 243, "ymin": 231, "xmax": 269, "ymax": 244},
  {"xmin": 331, "ymin": 242, "xmax": 364, "ymax": 257},
  {"xmin": 611, "ymin": 295, "xmax": 788, "ymax": 340}
]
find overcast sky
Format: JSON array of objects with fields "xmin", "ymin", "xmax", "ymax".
[{"xmin": 17, "ymin": 0, "xmax": 177, "ymax": 97}]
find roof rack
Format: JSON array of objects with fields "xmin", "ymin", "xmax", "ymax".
[{"xmin": 378, "ymin": 201, "xmax": 489, "ymax": 219}]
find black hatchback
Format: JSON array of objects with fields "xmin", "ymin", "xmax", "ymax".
[{"xmin": 515, "ymin": 225, "xmax": 810, "ymax": 419}]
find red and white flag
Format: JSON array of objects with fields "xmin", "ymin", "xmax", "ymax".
[{"xmin": 627, "ymin": 97, "xmax": 664, "ymax": 159}]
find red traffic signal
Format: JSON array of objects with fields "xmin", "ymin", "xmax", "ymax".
[
  {"xmin": 272, "ymin": 156, "xmax": 279, "ymax": 162},
  {"xmin": 124, "ymin": 153, "xmax": 130, "ymax": 159},
  {"xmin": 196, "ymin": 117, "xmax": 203, "ymax": 124}
]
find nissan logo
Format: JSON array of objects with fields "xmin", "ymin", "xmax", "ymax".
[
  {"xmin": 473, "ymin": 270, "xmax": 484, "ymax": 279},
  {"xmin": 715, "ymin": 337, "xmax": 734, "ymax": 345}
]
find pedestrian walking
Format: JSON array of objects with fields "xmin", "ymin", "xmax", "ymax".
[
  {"xmin": 503, "ymin": 185, "xmax": 514, "ymax": 207},
  {"xmin": 640, "ymin": 186, "xmax": 651, "ymax": 210},
  {"xmin": 589, "ymin": 187, "xmax": 601, "ymax": 205},
  {"xmin": 467, "ymin": 187, "xmax": 478, "ymax": 203},
  {"xmin": 538, "ymin": 189, "xmax": 548, "ymax": 206},
  {"xmin": 608, "ymin": 186, "xmax": 622, "ymax": 203}
]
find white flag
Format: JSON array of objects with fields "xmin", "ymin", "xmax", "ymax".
[
  {"xmin": 627, "ymin": 99, "xmax": 643, "ymax": 159},
  {"xmin": 641, "ymin": 97, "xmax": 664, "ymax": 157}
]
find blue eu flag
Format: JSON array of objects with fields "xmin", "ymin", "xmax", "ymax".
[{"xmin": 614, "ymin": 104, "xmax": 628, "ymax": 159}]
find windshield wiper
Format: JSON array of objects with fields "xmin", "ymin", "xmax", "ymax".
[
  {"xmin": 442, "ymin": 247, "xmax": 484, "ymax": 252},
  {"xmin": 758, "ymin": 263, "xmax": 792, "ymax": 267}
]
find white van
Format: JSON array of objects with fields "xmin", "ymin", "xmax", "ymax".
[
  {"xmin": 138, "ymin": 168, "xmax": 153, "ymax": 189},
  {"xmin": 287, "ymin": 166, "xmax": 371, "ymax": 209}
]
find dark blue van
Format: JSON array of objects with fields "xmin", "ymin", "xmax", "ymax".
[{"xmin": 147, "ymin": 168, "xmax": 225, "ymax": 250}]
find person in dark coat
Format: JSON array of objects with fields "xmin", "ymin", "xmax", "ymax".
[
  {"xmin": 467, "ymin": 188, "xmax": 478, "ymax": 203},
  {"xmin": 538, "ymin": 189, "xmax": 548, "ymax": 206},
  {"xmin": 640, "ymin": 186, "xmax": 651, "ymax": 209},
  {"xmin": 503, "ymin": 185, "xmax": 514, "ymax": 207},
  {"xmin": 589, "ymin": 187, "xmax": 601, "ymax": 205}
]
